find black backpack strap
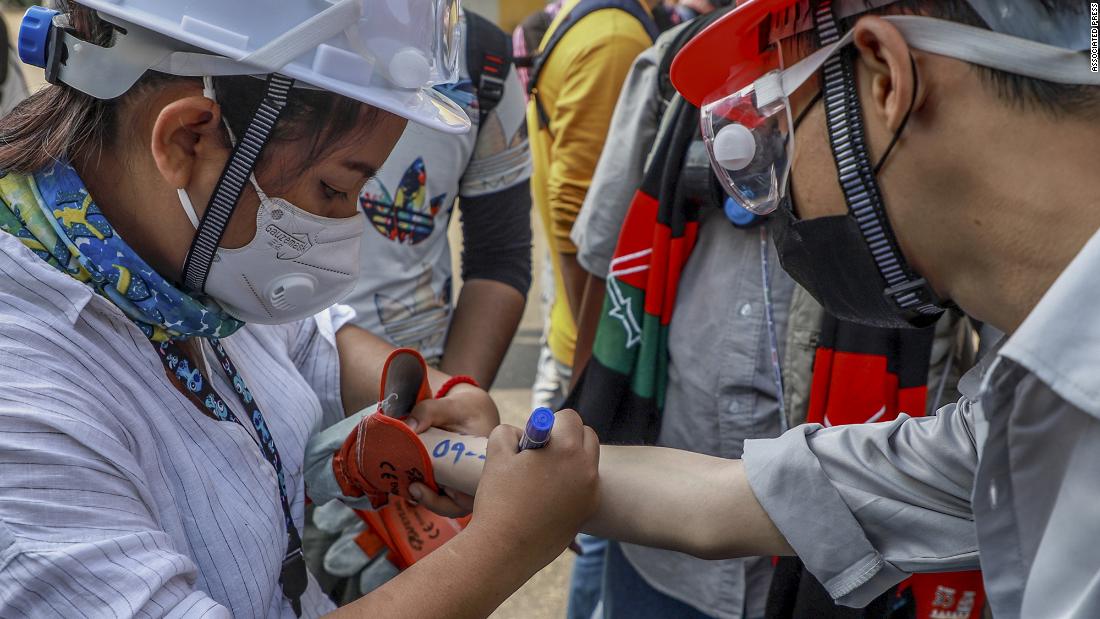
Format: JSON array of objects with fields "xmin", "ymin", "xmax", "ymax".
[
  {"xmin": 464, "ymin": 10, "xmax": 512, "ymax": 128},
  {"xmin": 528, "ymin": 0, "xmax": 659, "ymax": 136},
  {"xmin": 655, "ymin": 6, "xmax": 734, "ymax": 106},
  {"xmin": 0, "ymin": 15, "xmax": 10, "ymax": 87}
]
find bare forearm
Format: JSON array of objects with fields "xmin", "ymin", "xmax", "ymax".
[
  {"xmin": 559, "ymin": 253, "xmax": 589, "ymax": 322},
  {"xmin": 440, "ymin": 279, "xmax": 525, "ymax": 388},
  {"xmin": 328, "ymin": 524, "xmax": 551, "ymax": 619},
  {"xmin": 336, "ymin": 324, "xmax": 452, "ymax": 415},
  {"xmin": 425, "ymin": 431, "xmax": 792, "ymax": 561},
  {"xmin": 585, "ymin": 445, "xmax": 793, "ymax": 559}
]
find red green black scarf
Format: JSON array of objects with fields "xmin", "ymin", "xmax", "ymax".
[{"xmin": 564, "ymin": 93, "xmax": 700, "ymax": 444}]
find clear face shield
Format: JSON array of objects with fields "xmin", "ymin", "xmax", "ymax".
[
  {"xmin": 353, "ymin": 0, "xmax": 463, "ymax": 87},
  {"xmin": 438, "ymin": 0, "xmax": 462, "ymax": 82},
  {"xmin": 700, "ymin": 30, "xmax": 852, "ymax": 216}
]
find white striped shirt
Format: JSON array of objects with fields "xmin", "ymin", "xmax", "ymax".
[{"xmin": 0, "ymin": 231, "xmax": 349, "ymax": 618}]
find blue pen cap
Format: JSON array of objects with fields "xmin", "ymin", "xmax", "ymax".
[
  {"xmin": 525, "ymin": 407, "xmax": 555, "ymax": 443},
  {"xmin": 528, "ymin": 407, "xmax": 554, "ymax": 431},
  {"xmin": 19, "ymin": 6, "xmax": 58, "ymax": 69}
]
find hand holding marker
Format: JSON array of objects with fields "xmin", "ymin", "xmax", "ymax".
[
  {"xmin": 518, "ymin": 407, "xmax": 555, "ymax": 451},
  {"xmin": 417, "ymin": 407, "xmax": 556, "ymax": 494},
  {"xmin": 516, "ymin": 407, "xmax": 583, "ymax": 554}
]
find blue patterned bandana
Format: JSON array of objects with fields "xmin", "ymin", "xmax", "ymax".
[{"xmin": 0, "ymin": 160, "xmax": 243, "ymax": 341}]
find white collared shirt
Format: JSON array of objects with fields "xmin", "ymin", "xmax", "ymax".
[
  {"xmin": 0, "ymin": 231, "xmax": 351, "ymax": 618},
  {"xmin": 744, "ymin": 225, "xmax": 1100, "ymax": 618}
]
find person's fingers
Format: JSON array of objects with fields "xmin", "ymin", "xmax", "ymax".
[
  {"xmin": 554, "ymin": 408, "xmax": 583, "ymax": 429},
  {"xmin": 582, "ymin": 425, "xmax": 600, "ymax": 463},
  {"xmin": 407, "ymin": 399, "xmax": 446, "ymax": 434},
  {"xmin": 444, "ymin": 487, "xmax": 476, "ymax": 513},
  {"xmin": 409, "ymin": 483, "xmax": 469, "ymax": 518},
  {"xmin": 487, "ymin": 424, "xmax": 523, "ymax": 459},
  {"xmin": 549, "ymin": 409, "xmax": 583, "ymax": 450},
  {"xmin": 553, "ymin": 409, "xmax": 584, "ymax": 438}
]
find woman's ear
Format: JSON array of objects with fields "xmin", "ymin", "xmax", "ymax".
[
  {"xmin": 852, "ymin": 15, "xmax": 925, "ymax": 133},
  {"xmin": 150, "ymin": 96, "xmax": 226, "ymax": 190}
]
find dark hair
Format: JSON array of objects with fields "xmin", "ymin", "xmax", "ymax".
[
  {"xmin": 800, "ymin": 0, "xmax": 1098, "ymax": 118},
  {"xmin": 0, "ymin": 1, "xmax": 376, "ymax": 180}
]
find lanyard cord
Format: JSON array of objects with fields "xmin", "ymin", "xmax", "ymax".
[
  {"xmin": 154, "ymin": 337, "xmax": 307, "ymax": 616},
  {"xmin": 760, "ymin": 226, "xmax": 789, "ymax": 433}
]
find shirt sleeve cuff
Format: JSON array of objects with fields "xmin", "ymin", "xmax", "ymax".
[
  {"xmin": 743, "ymin": 427, "xmax": 909, "ymax": 607},
  {"xmin": 576, "ymin": 248, "xmax": 611, "ymax": 280},
  {"xmin": 328, "ymin": 304, "xmax": 358, "ymax": 333}
]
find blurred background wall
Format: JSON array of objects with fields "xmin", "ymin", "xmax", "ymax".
[{"xmin": 464, "ymin": 0, "xmax": 549, "ymax": 32}]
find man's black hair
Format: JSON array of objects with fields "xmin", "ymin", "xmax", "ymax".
[{"xmin": 809, "ymin": 0, "xmax": 1097, "ymax": 118}]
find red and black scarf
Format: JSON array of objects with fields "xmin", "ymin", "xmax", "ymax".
[
  {"xmin": 563, "ymin": 92, "xmax": 700, "ymax": 444},
  {"xmin": 807, "ymin": 315, "xmax": 933, "ymax": 427}
]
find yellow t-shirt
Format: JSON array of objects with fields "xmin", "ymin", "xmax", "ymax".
[{"xmin": 528, "ymin": 0, "xmax": 653, "ymax": 366}]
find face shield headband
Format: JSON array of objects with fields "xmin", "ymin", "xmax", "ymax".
[
  {"xmin": 702, "ymin": 4, "xmax": 1100, "ymax": 324},
  {"xmin": 34, "ymin": 0, "xmax": 463, "ymax": 101},
  {"xmin": 702, "ymin": 12, "xmax": 1100, "ymax": 217}
]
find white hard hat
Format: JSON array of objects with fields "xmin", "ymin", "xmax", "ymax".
[
  {"xmin": 16, "ymin": 0, "xmax": 473, "ymax": 296},
  {"xmin": 25, "ymin": 0, "xmax": 470, "ymax": 134}
]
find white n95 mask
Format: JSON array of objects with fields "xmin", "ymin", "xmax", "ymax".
[{"xmin": 177, "ymin": 176, "xmax": 365, "ymax": 324}]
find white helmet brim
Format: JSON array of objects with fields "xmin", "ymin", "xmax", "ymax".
[{"xmin": 64, "ymin": 0, "xmax": 470, "ymax": 134}]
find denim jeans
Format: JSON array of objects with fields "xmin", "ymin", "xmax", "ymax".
[
  {"xmin": 566, "ymin": 534, "xmax": 608, "ymax": 619},
  {"xmin": 601, "ymin": 541, "xmax": 765, "ymax": 619}
]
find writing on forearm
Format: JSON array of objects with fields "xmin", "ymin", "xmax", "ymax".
[
  {"xmin": 419, "ymin": 428, "xmax": 487, "ymax": 495},
  {"xmin": 431, "ymin": 438, "xmax": 487, "ymax": 465}
]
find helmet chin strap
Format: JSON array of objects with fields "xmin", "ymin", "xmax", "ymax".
[
  {"xmin": 180, "ymin": 73, "xmax": 295, "ymax": 293},
  {"xmin": 812, "ymin": 0, "xmax": 948, "ymax": 324}
]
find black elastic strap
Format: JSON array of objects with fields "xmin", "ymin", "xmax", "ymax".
[
  {"xmin": 181, "ymin": 74, "xmax": 295, "ymax": 293},
  {"xmin": 794, "ymin": 91, "xmax": 823, "ymax": 129},
  {"xmin": 872, "ymin": 55, "xmax": 919, "ymax": 176}
]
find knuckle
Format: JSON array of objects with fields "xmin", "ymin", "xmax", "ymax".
[
  {"xmin": 550, "ymin": 430, "xmax": 579, "ymax": 451},
  {"xmin": 487, "ymin": 424, "xmax": 520, "ymax": 454},
  {"xmin": 555, "ymin": 409, "xmax": 582, "ymax": 426},
  {"xmin": 583, "ymin": 427, "xmax": 600, "ymax": 454}
]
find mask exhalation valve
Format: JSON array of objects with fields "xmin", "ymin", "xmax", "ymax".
[
  {"xmin": 713, "ymin": 123, "xmax": 757, "ymax": 171},
  {"xmin": 269, "ymin": 275, "xmax": 317, "ymax": 311}
]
